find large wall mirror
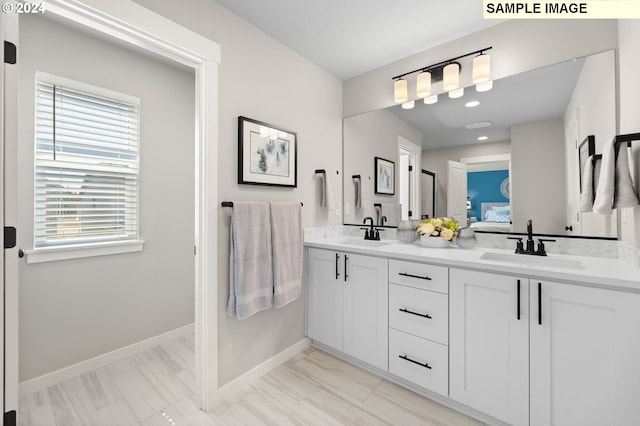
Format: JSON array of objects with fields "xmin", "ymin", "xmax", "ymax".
[{"xmin": 343, "ymin": 49, "xmax": 618, "ymax": 239}]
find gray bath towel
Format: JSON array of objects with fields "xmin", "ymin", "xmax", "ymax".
[
  {"xmin": 228, "ymin": 202, "xmax": 273, "ymax": 320},
  {"xmin": 270, "ymin": 202, "xmax": 303, "ymax": 308}
]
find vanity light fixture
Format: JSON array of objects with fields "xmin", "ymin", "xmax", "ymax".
[
  {"xmin": 449, "ymin": 87, "xmax": 464, "ymax": 99},
  {"xmin": 416, "ymin": 71, "xmax": 432, "ymax": 98},
  {"xmin": 394, "ymin": 78, "xmax": 408, "ymax": 103},
  {"xmin": 402, "ymin": 100, "xmax": 415, "ymax": 109},
  {"xmin": 391, "ymin": 46, "xmax": 492, "ymax": 104},
  {"xmin": 476, "ymin": 80, "xmax": 493, "ymax": 92},
  {"xmin": 424, "ymin": 94, "xmax": 438, "ymax": 104}
]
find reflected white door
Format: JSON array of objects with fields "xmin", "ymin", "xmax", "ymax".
[
  {"xmin": 447, "ymin": 160, "xmax": 467, "ymax": 224},
  {"xmin": 564, "ymin": 109, "xmax": 580, "ymax": 235}
]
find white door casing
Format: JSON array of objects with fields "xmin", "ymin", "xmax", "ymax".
[
  {"xmin": 6, "ymin": 0, "xmax": 221, "ymax": 411},
  {"xmin": 447, "ymin": 160, "xmax": 467, "ymax": 224}
]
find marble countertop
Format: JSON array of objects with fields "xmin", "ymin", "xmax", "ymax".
[{"xmin": 305, "ymin": 237, "xmax": 640, "ymax": 294}]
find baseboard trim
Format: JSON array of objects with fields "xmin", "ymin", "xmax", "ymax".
[
  {"xmin": 19, "ymin": 323, "xmax": 195, "ymax": 396},
  {"xmin": 212, "ymin": 337, "xmax": 311, "ymax": 404}
]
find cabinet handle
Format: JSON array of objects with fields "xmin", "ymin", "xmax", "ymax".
[
  {"xmin": 538, "ymin": 282, "xmax": 542, "ymax": 325},
  {"xmin": 335, "ymin": 253, "xmax": 340, "ymax": 279},
  {"xmin": 399, "ymin": 308, "xmax": 432, "ymax": 319},
  {"xmin": 399, "ymin": 354, "xmax": 431, "ymax": 370},
  {"xmin": 398, "ymin": 272, "xmax": 432, "ymax": 281},
  {"xmin": 344, "ymin": 255, "xmax": 349, "ymax": 282},
  {"xmin": 517, "ymin": 279, "xmax": 521, "ymax": 320}
]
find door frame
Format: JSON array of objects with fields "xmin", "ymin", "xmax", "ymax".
[{"xmin": 4, "ymin": 0, "xmax": 221, "ymax": 411}]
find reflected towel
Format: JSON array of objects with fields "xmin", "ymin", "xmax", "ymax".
[
  {"xmin": 227, "ymin": 202, "xmax": 273, "ymax": 320},
  {"xmin": 578, "ymin": 155, "xmax": 595, "ymax": 212},
  {"xmin": 270, "ymin": 202, "xmax": 303, "ymax": 308},
  {"xmin": 354, "ymin": 176, "xmax": 362, "ymax": 209},
  {"xmin": 593, "ymin": 139, "xmax": 639, "ymax": 214}
]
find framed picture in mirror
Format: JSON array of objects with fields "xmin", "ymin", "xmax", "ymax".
[
  {"xmin": 374, "ymin": 156, "xmax": 395, "ymax": 195},
  {"xmin": 578, "ymin": 135, "xmax": 595, "ymax": 192},
  {"xmin": 238, "ymin": 116, "xmax": 297, "ymax": 187}
]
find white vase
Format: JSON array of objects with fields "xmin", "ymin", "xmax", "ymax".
[{"xmin": 420, "ymin": 235, "xmax": 451, "ymax": 248}]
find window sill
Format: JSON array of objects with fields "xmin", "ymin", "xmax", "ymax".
[{"xmin": 24, "ymin": 240, "xmax": 145, "ymax": 264}]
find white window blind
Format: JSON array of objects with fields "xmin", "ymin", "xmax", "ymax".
[{"xmin": 34, "ymin": 74, "xmax": 140, "ymax": 248}]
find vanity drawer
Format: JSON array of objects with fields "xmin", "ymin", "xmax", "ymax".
[
  {"xmin": 389, "ymin": 284, "xmax": 448, "ymax": 345},
  {"xmin": 389, "ymin": 260, "xmax": 448, "ymax": 294},
  {"xmin": 389, "ymin": 328, "xmax": 448, "ymax": 396}
]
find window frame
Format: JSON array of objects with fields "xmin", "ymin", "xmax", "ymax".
[{"xmin": 27, "ymin": 72, "xmax": 144, "ymax": 263}]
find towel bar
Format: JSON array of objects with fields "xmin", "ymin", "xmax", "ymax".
[
  {"xmin": 222, "ymin": 201, "xmax": 303, "ymax": 207},
  {"xmin": 614, "ymin": 132, "xmax": 640, "ymax": 148},
  {"xmin": 314, "ymin": 169, "xmax": 326, "ymax": 175}
]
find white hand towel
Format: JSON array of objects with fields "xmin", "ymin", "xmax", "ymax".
[
  {"xmin": 326, "ymin": 171, "xmax": 339, "ymax": 211},
  {"xmin": 227, "ymin": 202, "xmax": 273, "ymax": 320},
  {"xmin": 270, "ymin": 202, "xmax": 303, "ymax": 308},
  {"xmin": 594, "ymin": 139, "xmax": 640, "ymax": 213},
  {"xmin": 360, "ymin": 177, "xmax": 373, "ymax": 210},
  {"xmin": 613, "ymin": 144, "xmax": 640, "ymax": 209},
  {"xmin": 317, "ymin": 173, "xmax": 327, "ymax": 209},
  {"xmin": 354, "ymin": 176, "xmax": 362, "ymax": 209},
  {"xmin": 593, "ymin": 138, "xmax": 616, "ymax": 214},
  {"xmin": 578, "ymin": 155, "xmax": 595, "ymax": 212}
]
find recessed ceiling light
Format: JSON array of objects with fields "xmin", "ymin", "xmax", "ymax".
[
  {"xmin": 465, "ymin": 121, "xmax": 492, "ymax": 129},
  {"xmin": 465, "ymin": 100, "xmax": 480, "ymax": 108},
  {"xmin": 477, "ymin": 136, "xmax": 489, "ymax": 141}
]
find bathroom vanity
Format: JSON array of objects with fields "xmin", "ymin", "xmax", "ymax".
[{"xmin": 305, "ymin": 236, "xmax": 640, "ymax": 426}]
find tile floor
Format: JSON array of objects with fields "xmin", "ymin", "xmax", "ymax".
[{"xmin": 19, "ymin": 334, "xmax": 484, "ymax": 425}]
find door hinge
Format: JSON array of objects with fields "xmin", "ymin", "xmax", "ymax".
[
  {"xmin": 4, "ymin": 41, "xmax": 17, "ymax": 64},
  {"xmin": 408, "ymin": 165, "xmax": 413, "ymax": 172},
  {"xmin": 4, "ymin": 226, "xmax": 17, "ymax": 249},
  {"xmin": 408, "ymin": 210, "xmax": 413, "ymax": 218},
  {"xmin": 4, "ymin": 410, "xmax": 17, "ymax": 426}
]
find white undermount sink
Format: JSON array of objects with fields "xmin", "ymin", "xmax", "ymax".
[
  {"xmin": 339, "ymin": 238, "xmax": 393, "ymax": 248},
  {"xmin": 479, "ymin": 252, "xmax": 584, "ymax": 270}
]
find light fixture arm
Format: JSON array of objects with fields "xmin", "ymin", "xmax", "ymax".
[{"xmin": 391, "ymin": 46, "xmax": 493, "ymax": 81}]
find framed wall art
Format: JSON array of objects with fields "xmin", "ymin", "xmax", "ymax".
[
  {"xmin": 374, "ymin": 156, "xmax": 395, "ymax": 195},
  {"xmin": 238, "ymin": 116, "xmax": 297, "ymax": 187}
]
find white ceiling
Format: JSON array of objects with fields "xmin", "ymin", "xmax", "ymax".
[{"xmin": 215, "ymin": 0, "xmax": 503, "ymax": 80}]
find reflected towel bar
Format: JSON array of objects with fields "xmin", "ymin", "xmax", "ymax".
[
  {"xmin": 222, "ymin": 201, "xmax": 303, "ymax": 208},
  {"xmin": 614, "ymin": 133, "xmax": 640, "ymax": 148}
]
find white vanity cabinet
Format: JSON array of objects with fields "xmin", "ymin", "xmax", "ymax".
[
  {"xmin": 530, "ymin": 280, "xmax": 640, "ymax": 426},
  {"xmin": 449, "ymin": 268, "xmax": 530, "ymax": 426},
  {"xmin": 450, "ymin": 268, "xmax": 640, "ymax": 426},
  {"xmin": 388, "ymin": 260, "xmax": 449, "ymax": 396},
  {"xmin": 306, "ymin": 248, "xmax": 388, "ymax": 370}
]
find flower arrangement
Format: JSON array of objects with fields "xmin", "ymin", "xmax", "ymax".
[{"xmin": 417, "ymin": 217, "xmax": 460, "ymax": 241}]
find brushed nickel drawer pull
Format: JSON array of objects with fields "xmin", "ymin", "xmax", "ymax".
[
  {"xmin": 399, "ymin": 308, "xmax": 432, "ymax": 319},
  {"xmin": 399, "ymin": 354, "xmax": 431, "ymax": 369},
  {"xmin": 398, "ymin": 272, "xmax": 432, "ymax": 281}
]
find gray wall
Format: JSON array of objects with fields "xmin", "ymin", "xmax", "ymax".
[
  {"xmin": 18, "ymin": 14, "xmax": 196, "ymax": 380},
  {"xmin": 343, "ymin": 109, "xmax": 422, "ymax": 224},
  {"xmin": 132, "ymin": 0, "xmax": 343, "ymax": 386},
  {"xmin": 618, "ymin": 20, "xmax": 640, "ymax": 248},
  {"xmin": 511, "ymin": 120, "xmax": 567, "ymax": 234},
  {"xmin": 422, "ymin": 141, "xmax": 512, "ymax": 218}
]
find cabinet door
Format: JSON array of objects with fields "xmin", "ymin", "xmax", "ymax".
[
  {"xmin": 343, "ymin": 253, "xmax": 388, "ymax": 370},
  {"xmin": 530, "ymin": 281, "xmax": 640, "ymax": 426},
  {"xmin": 307, "ymin": 248, "xmax": 343, "ymax": 351},
  {"xmin": 450, "ymin": 269, "xmax": 529, "ymax": 426}
]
